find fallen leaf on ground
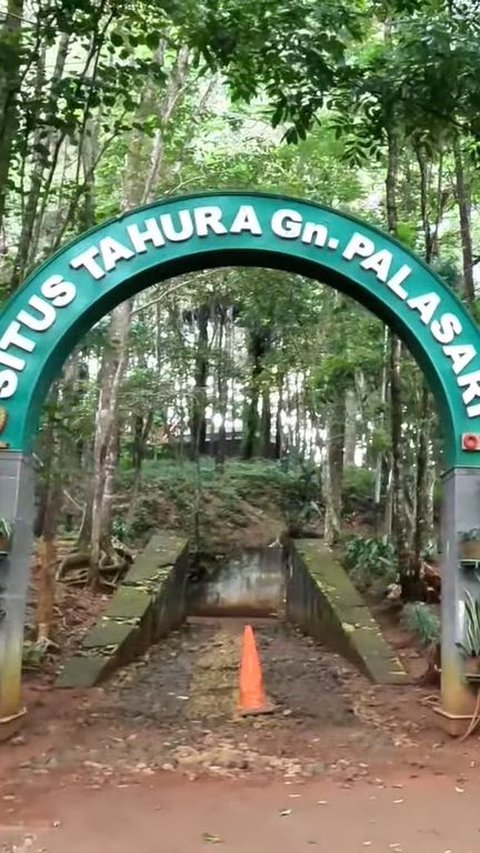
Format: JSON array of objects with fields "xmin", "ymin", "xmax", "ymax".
[{"xmin": 202, "ymin": 832, "xmax": 224, "ymax": 843}]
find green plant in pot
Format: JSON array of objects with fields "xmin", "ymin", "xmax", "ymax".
[
  {"xmin": 456, "ymin": 589, "xmax": 480, "ymax": 676},
  {"xmin": 459, "ymin": 529, "xmax": 480, "ymax": 560},
  {"xmin": 0, "ymin": 518, "xmax": 13, "ymax": 553}
]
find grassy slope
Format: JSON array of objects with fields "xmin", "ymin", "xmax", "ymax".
[{"xmin": 115, "ymin": 458, "xmax": 322, "ymax": 553}]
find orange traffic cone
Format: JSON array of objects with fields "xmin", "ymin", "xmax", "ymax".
[{"xmin": 237, "ymin": 625, "xmax": 274, "ymax": 716}]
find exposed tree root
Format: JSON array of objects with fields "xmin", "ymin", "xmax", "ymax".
[{"xmin": 56, "ymin": 538, "xmax": 134, "ymax": 587}]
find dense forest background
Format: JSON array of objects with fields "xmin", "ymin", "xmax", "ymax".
[{"xmin": 1, "ymin": 0, "xmax": 480, "ymax": 630}]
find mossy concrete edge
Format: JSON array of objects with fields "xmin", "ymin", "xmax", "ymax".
[
  {"xmin": 286, "ymin": 540, "xmax": 408, "ymax": 685},
  {"xmin": 56, "ymin": 532, "xmax": 188, "ymax": 688}
]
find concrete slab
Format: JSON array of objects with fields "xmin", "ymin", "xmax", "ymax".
[
  {"xmin": 287, "ymin": 541, "xmax": 408, "ymax": 685},
  {"xmin": 55, "ymin": 532, "xmax": 188, "ymax": 688},
  {"xmin": 82, "ymin": 622, "xmax": 137, "ymax": 649},
  {"xmin": 57, "ymin": 655, "xmax": 111, "ymax": 688},
  {"xmin": 103, "ymin": 587, "xmax": 152, "ymax": 620}
]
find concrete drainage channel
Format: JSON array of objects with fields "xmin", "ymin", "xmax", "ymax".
[{"xmin": 57, "ymin": 533, "xmax": 407, "ymax": 701}]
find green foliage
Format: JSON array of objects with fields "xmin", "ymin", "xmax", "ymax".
[
  {"xmin": 3, "ymin": 0, "xmax": 477, "ymax": 586},
  {"xmin": 184, "ymin": 0, "xmax": 367, "ymax": 142},
  {"xmin": 342, "ymin": 467, "xmax": 375, "ymax": 505},
  {"xmin": 344, "ymin": 534, "xmax": 398, "ymax": 591},
  {"xmin": 0, "ymin": 518, "xmax": 13, "ymax": 541},
  {"xmin": 460, "ymin": 528, "xmax": 480, "ymax": 542},
  {"xmin": 116, "ymin": 458, "xmax": 321, "ymax": 545},
  {"xmin": 457, "ymin": 589, "xmax": 480, "ymax": 658},
  {"xmin": 402, "ymin": 602, "xmax": 440, "ymax": 648},
  {"xmin": 112, "ymin": 518, "xmax": 133, "ymax": 543},
  {"xmin": 369, "ymin": 428, "xmax": 390, "ymax": 455}
]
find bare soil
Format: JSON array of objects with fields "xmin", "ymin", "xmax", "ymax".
[
  {"xmin": 3, "ymin": 774, "xmax": 480, "ymax": 853},
  {"xmin": 3, "ymin": 610, "xmax": 480, "ymax": 851},
  {"xmin": 4, "ymin": 612, "xmax": 480, "ymax": 795}
]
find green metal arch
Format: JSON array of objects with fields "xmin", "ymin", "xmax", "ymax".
[{"xmin": 1, "ymin": 191, "xmax": 480, "ymax": 467}]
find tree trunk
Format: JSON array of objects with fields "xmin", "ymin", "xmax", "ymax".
[
  {"xmin": 453, "ymin": 135, "xmax": 475, "ymax": 305},
  {"xmin": 11, "ymin": 32, "xmax": 70, "ymax": 289},
  {"xmin": 323, "ymin": 389, "xmax": 345, "ymax": 547},
  {"xmin": 414, "ymin": 382, "xmax": 432, "ymax": 566},
  {"xmin": 215, "ymin": 307, "xmax": 228, "ymax": 472},
  {"xmin": 190, "ymin": 304, "xmax": 209, "ymax": 459},
  {"xmin": 80, "ymin": 300, "xmax": 132, "ymax": 583},
  {"xmin": 275, "ymin": 378, "xmax": 284, "ymax": 459},
  {"xmin": 242, "ymin": 327, "xmax": 270, "ymax": 459},
  {"xmin": 79, "ymin": 47, "xmax": 192, "ymax": 575},
  {"xmin": 0, "ymin": 0, "xmax": 24, "ymax": 252},
  {"xmin": 260, "ymin": 387, "xmax": 272, "ymax": 457},
  {"xmin": 412, "ymin": 144, "xmax": 438, "ymax": 572},
  {"xmin": 390, "ymin": 335, "xmax": 417, "ymax": 595},
  {"xmin": 374, "ymin": 327, "xmax": 389, "ymax": 531},
  {"xmin": 386, "ymin": 117, "xmax": 412, "ymax": 583},
  {"xmin": 344, "ymin": 389, "xmax": 357, "ymax": 469}
]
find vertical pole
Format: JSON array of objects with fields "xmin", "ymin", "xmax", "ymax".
[
  {"xmin": 440, "ymin": 467, "xmax": 480, "ymax": 717},
  {"xmin": 0, "ymin": 451, "xmax": 35, "ymax": 738}
]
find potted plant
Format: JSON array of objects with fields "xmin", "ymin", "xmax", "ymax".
[
  {"xmin": 456, "ymin": 589, "xmax": 480, "ymax": 677},
  {"xmin": 0, "ymin": 518, "xmax": 13, "ymax": 553},
  {"xmin": 459, "ymin": 529, "xmax": 480, "ymax": 560}
]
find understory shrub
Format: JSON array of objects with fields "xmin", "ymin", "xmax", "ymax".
[
  {"xmin": 344, "ymin": 534, "xmax": 398, "ymax": 592},
  {"xmin": 402, "ymin": 602, "xmax": 441, "ymax": 647}
]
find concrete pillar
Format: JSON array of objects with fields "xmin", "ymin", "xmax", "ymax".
[
  {"xmin": 0, "ymin": 451, "xmax": 35, "ymax": 737},
  {"xmin": 440, "ymin": 467, "xmax": 480, "ymax": 718}
]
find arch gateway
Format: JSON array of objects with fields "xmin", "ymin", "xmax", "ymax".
[{"xmin": 1, "ymin": 191, "xmax": 480, "ymax": 734}]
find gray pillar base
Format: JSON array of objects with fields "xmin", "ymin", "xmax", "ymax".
[
  {"xmin": 441, "ymin": 468, "xmax": 480, "ymax": 718},
  {"xmin": 0, "ymin": 451, "xmax": 35, "ymax": 723},
  {"xmin": 0, "ymin": 707, "xmax": 27, "ymax": 742}
]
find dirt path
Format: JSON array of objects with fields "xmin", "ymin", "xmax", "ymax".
[
  {"xmin": 3, "ymin": 615, "xmax": 480, "ymax": 852},
  {"xmin": 2, "ymin": 773, "xmax": 480, "ymax": 852},
  {"xmin": 106, "ymin": 617, "xmax": 355, "ymax": 726}
]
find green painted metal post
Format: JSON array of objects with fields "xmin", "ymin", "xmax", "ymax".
[{"xmin": 0, "ymin": 452, "xmax": 34, "ymax": 737}]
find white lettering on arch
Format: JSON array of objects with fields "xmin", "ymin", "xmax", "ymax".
[
  {"xmin": 431, "ymin": 312, "xmax": 462, "ymax": 344},
  {"xmin": 271, "ymin": 209, "xmax": 302, "ymax": 239},
  {"xmin": 0, "ymin": 369, "xmax": 18, "ymax": 399},
  {"xmin": 127, "ymin": 218, "xmax": 164, "ymax": 253},
  {"xmin": 458, "ymin": 370, "xmax": 480, "ymax": 413},
  {"xmin": 385, "ymin": 265, "xmax": 410, "ymax": 299},
  {"xmin": 0, "ymin": 350, "xmax": 25, "ymax": 371},
  {"xmin": 99, "ymin": 237, "xmax": 135, "ymax": 272},
  {"xmin": 360, "ymin": 249, "xmax": 393, "ymax": 282},
  {"xmin": 301, "ymin": 222, "xmax": 328, "ymax": 247},
  {"xmin": 443, "ymin": 344, "xmax": 476, "ymax": 375},
  {"xmin": 160, "ymin": 210, "xmax": 194, "ymax": 242},
  {"xmin": 0, "ymin": 321, "xmax": 35, "ymax": 354},
  {"xmin": 407, "ymin": 292, "xmax": 441, "ymax": 325},
  {"xmin": 230, "ymin": 205, "xmax": 262, "ymax": 235},
  {"xmin": 342, "ymin": 232, "xmax": 375, "ymax": 261},
  {"xmin": 41, "ymin": 275, "xmax": 76, "ymax": 308},
  {"xmin": 194, "ymin": 206, "xmax": 228, "ymax": 237},
  {"xmin": 70, "ymin": 246, "xmax": 105, "ymax": 280},
  {"xmin": 17, "ymin": 296, "xmax": 56, "ymax": 332}
]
